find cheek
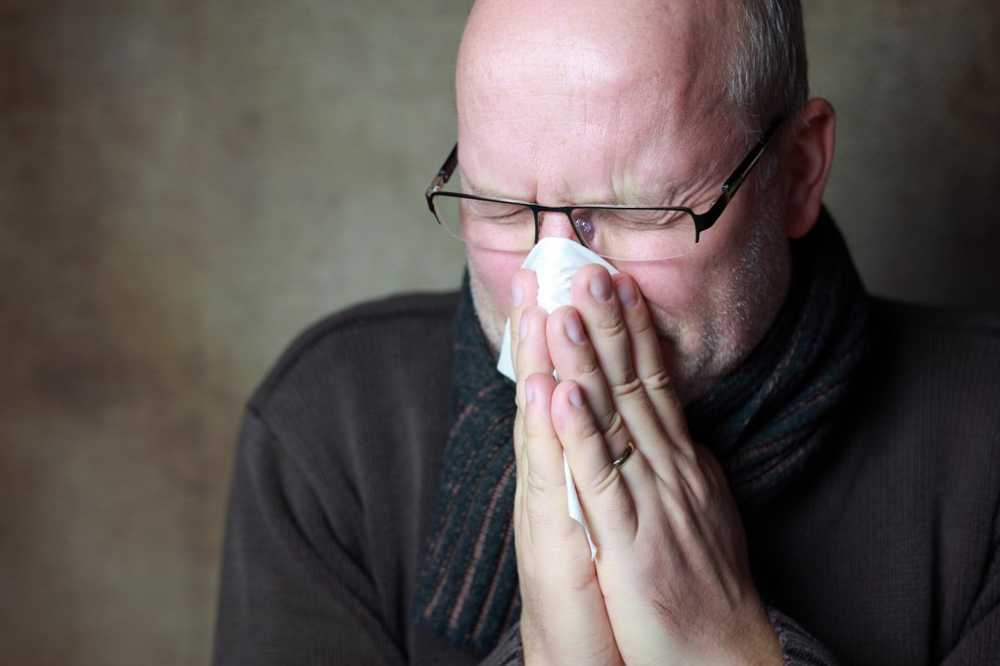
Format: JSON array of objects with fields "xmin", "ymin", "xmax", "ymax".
[
  {"xmin": 617, "ymin": 260, "xmax": 701, "ymax": 314},
  {"xmin": 468, "ymin": 247, "xmax": 527, "ymax": 317},
  {"xmin": 616, "ymin": 214, "xmax": 749, "ymax": 315}
]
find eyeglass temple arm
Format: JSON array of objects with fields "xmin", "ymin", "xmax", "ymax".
[
  {"xmin": 694, "ymin": 119, "xmax": 784, "ymax": 240},
  {"xmin": 425, "ymin": 143, "xmax": 459, "ymax": 219},
  {"xmin": 426, "ymin": 143, "xmax": 459, "ymax": 199}
]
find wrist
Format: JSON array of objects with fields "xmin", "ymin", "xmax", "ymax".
[{"xmin": 721, "ymin": 600, "xmax": 783, "ymax": 666}]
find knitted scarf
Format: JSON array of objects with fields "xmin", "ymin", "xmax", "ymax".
[{"xmin": 409, "ymin": 210, "xmax": 871, "ymax": 655}]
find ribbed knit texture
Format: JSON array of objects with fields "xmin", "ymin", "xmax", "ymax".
[
  {"xmin": 409, "ymin": 211, "xmax": 871, "ymax": 656},
  {"xmin": 766, "ymin": 606, "xmax": 843, "ymax": 665},
  {"xmin": 408, "ymin": 274, "xmax": 523, "ymax": 654},
  {"xmin": 685, "ymin": 211, "xmax": 871, "ymax": 508}
]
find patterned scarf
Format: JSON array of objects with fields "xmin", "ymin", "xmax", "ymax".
[{"xmin": 409, "ymin": 210, "xmax": 871, "ymax": 655}]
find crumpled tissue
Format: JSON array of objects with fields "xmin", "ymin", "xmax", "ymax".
[{"xmin": 497, "ymin": 237, "xmax": 619, "ymax": 561}]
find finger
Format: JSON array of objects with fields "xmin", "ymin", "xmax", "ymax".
[
  {"xmin": 514, "ymin": 306, "xmax": 553, "ymax": 460},
  {"xmin": 516, "ymin": 306, "xmax": 555, "ymax": 402},
  {"xmin": 510, "ymin": 269, "xmax": 539, "ymax": 379},
  {"xmin": 514, "ymin": 374, "xmax": 619, "ymax": 666},
  {"xmin": 571, "ymin": 265, "xmax": 674, "ymax": 458},
  {"xmin": 612, "ymin": 273, "xmax": 695, "ymax": 460},
  {"xmin": 545, "ymin": 305, "xmax": 633, "ymax": 464},
  {"xmin": 550, "ymin": 379, "xmax": 641, "ymax": 554},
  {"xmin": 517, "ymin": 373, "xmax": 601, "ymax": 577}
]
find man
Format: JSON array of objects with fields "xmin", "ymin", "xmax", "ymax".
[{"xmin": 212, "ymin": 1, "xmax": 1000, "ymax": 664}]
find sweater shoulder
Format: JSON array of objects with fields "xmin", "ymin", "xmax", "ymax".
[
  {"xmin": 248, "ymin": 289, "xmax": 460, "ymax": 411},
  {"xmin": 861, "ymin": 294, "xmax": 1000, "ymax": 457},
  {"xmin": 865, "ymin": 294, "xmax": 1000, "ymax": 399},
  {"xmin": 869, "ymin": 295, "xmax": 1000, "ymax": 344}
]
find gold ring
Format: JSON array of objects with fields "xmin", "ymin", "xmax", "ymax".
[{"xmin": 611, "ymin": 441, "xmax": 635, "ymax": 469}]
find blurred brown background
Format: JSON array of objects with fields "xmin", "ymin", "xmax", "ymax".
[{"xmin": 1, "ymin": 1, "xmax": 998, "ymax": 664}]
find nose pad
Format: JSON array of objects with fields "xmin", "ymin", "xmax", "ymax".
[{"xmin": 536, "ymin": 210, "xmax": 579, "ymax": 241}]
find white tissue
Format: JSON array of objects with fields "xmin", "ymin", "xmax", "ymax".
[{"xmin": 497, "ymin": 237, "xmax": 619, "ymax": 561}]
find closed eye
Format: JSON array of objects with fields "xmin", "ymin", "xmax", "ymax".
[{"xmin": 583, "ymin": 208, "xmax": 689, "ymax": 228}]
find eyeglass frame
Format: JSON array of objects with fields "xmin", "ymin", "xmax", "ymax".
[{"xmin": 424, "ymin": 118, "xmax": 784, "ymax": 255}]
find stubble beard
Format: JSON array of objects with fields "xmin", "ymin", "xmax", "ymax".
[
  {"xmin": 658, "ymin": 198, "xmax": 790, "ymax": 404},
  {"xmin": 466, "ymin": 199, "xmax": 791, "ymax": 406}
]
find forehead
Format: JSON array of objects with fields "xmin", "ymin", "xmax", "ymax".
[{"xmin": 455, "ymin": 0, "xmax": 738, "ymax": 203}]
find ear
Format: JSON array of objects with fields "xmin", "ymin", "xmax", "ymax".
[{"xmin": 780, "ymin": 98, "xmax": 836, "ymax": 239}]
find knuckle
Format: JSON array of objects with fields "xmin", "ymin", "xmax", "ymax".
[
  {"xmin": 574, "ymin": 355, "xmax": 601, "ymax": 379},
  {"xmin": 673, "ymin": 434, "xmax": 705, "ymax": 460},
  {"xmin": 679, "ymin": 463, "xmax": 709, "ymax": 506},
  {"xmin": 673, "ymin": 448, "xmax": 695, "ymax": 477},
  {"xmin": 628, "ymin": 307, "xmax": 656, "ymax": 336},
  {"xmin": 641, "ymin": 368, "xmax": 674, "ymax": 393},
  {"xmin": 595, "ymin": 310, "xmax": 629, "ymax": 339},
  {"xmin": 587, "ymin": 462, "xmax": 632, "ymax": 509},
  {"xmin": 524, "ymin": 495, "xmax": 561, "ymax": 537},
  {"xmin": 576, "ymin": 641, "xmax": 621, "ymax": 666},
  {"xmin": 588, "ymin": 462, "xmax": 617, "ymax": 496},
  {"xmin": 524, "ymin": 499, "xmax": 549, "ymax": 529},
  {"xmin": 665, "ymin": 492, "xmax": 697, "ymax": 535},
  {"xmin": 572, "ymin": 415, "xmax": 603, "ymax": 445},
  {"xmin": 551, "ymin": 555, "xmax": 602, "ymax": 594},
  {"xmin": 655, "ymin": 464, "xmax": 685, "ymax": 502},
  {"xmin": 599, "ymin": 409, "xmax": 628, "ymax": 443},
  {"xmin": 524, "ymin": 466, "xmax": 560, "ymax": 497},
  {"xmin": 610, "ymin": 374, "xmax": 645, "ymax": 402}
]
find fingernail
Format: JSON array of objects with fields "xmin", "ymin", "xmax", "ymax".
[
  {"xmin": 568, "ymin": 385, "xmax": 584, "ymax": 409},
  {"xmin": 564, "ymin": 310, "xmax": 586, "ymax": 345},
  {"xmin": 519, "ymin": 312, "xmax": 532, "ymax": 339},
  {"xmin": 616, "ymin": 277, "xmax": 637, "ymax": 307},
  {"xmin": 526, "ymin": 382, "xmax": 536, "ymax": 405},
  {"xmin": 512, "ymin": 279, "xmax": 524, "ymax": 307},
  {"xmin": 589, "ymin": 272, "xmax": 612, "ymax": 302}
]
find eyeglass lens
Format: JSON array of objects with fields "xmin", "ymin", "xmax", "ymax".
[{"xmin": 432, "ymin": 195, "xmax": 698, "ymax": 261}]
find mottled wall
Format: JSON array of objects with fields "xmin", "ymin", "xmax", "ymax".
[
  {"xmin": 811, "ymin": 1, "xmax": 1000, "ymax": 309},
  {"xmin": 1, "ymin": 2, "xmax": 998, "ymax": 664}
]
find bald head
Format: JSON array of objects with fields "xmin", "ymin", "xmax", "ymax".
[
  {"xmin": 458, "ymin": 0, "xmax": 735, "ymax": 126},
  {"xmin": 456, "ymin": 0, "xmax": 748, "ymax": 212}
]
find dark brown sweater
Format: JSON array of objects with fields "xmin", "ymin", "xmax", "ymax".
[{"xmin": 212, "ymin": 290, "xmax": 1000, "ymax": 665}]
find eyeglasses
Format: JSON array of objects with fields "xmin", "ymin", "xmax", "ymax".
[{"xmin": 424, "ymin": 119, "xmax": 783, "ymax": 262}]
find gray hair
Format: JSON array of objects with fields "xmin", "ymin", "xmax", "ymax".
[{"xmin": 727, "ymin": 0, "xmax": 809, "ymax": 142}]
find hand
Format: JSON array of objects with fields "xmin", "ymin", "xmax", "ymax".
[
  {"xmin": 518, "ymin": 265, "xmax": 783, "ymax": 665},
  {"xmin": 509, "ymin": 270, "xmax": 624, "ymax": 666}
]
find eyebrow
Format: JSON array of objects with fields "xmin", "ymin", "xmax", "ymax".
[
  {"xmin": 463, "ymin": 182, "xmax": 688, "ymax": 207},
  {"xmin": 462, "ymin": 180, "xmax": 512, "ymax": 200},
  {"xmin": 625, "ymin": 187, "xmax": 686, "ymax": 207},
  {"xmin": 460, "ymin": 173, "xmax": 713, "ymax": 209}
]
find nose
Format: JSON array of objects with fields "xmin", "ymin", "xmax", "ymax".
[{"xmin": 536, "ymin": 210, "xmax": 578, "ymax": 242}]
